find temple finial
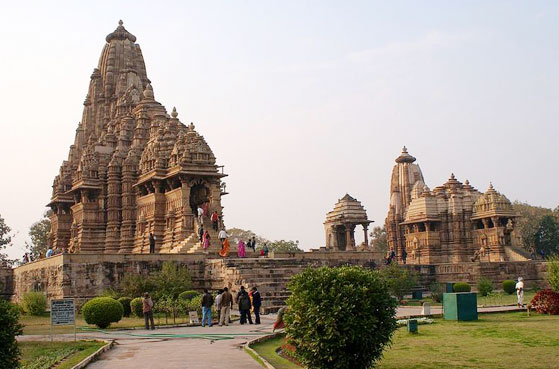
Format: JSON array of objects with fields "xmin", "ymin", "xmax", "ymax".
[
  {"xmin": 119, "ymin": 20, "xmax": 123, "ymax": 26},
  {"xmin": 402, "ymin": 146, "xmax": 408, "ymax": 153},
  {"xmin": 171, "ymin": 107, "xmax": 178, "ymax": 118}
]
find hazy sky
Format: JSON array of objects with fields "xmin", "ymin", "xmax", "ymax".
[{"xmin": 1, "ymin": 1, "xmax": 558, "ymax": 259}]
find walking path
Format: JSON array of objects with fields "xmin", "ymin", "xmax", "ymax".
[{"xmin": 19, "ymin": 305, "xmax": 526, "ymax": 369}]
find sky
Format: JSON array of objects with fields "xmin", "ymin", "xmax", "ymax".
[{"xmin": 1, "ymin": 1, "xmax": 558, "ymax": 259}]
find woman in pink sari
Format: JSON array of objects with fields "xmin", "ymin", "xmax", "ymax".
[
  {"xmin": 238, "ymin": 239, "xmax": 246, "ymax": 258},
  {"xmin": 203, "ymin": 230, "xmax": 211, "ymax": 251}
]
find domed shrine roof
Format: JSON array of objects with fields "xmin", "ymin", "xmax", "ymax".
[
  {"xmin": 325, "ymin": 194, "xmax": 370, "ymax": 225},
  {"xmin": 471, "ymin": 183, "xmax": 516, "ymax": 219}
]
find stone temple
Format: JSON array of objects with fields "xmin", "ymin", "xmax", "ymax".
[
  {"xmin": 385, "ymin": 147, "xmax": 521, "ymax": 264},
  {"xmin": 47, "ymin": 21, "xmax": 226, "ymax": 254}
]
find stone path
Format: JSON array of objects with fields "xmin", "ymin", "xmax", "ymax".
[{"xmin": 19, "ymin": 305, "xmax": 526, "ymax": 369}]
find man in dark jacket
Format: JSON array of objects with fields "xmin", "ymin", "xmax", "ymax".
[
  {"xmin": 201, "ymin": 289, "xmax": 214, "ymax": 327},
  {"xmin": 236, "ymin": 286, "xmax": 253, "ymax": 324},
  {"xmin": 219, "ymin": 287, "xmax": 233, "ymax": 326},
  {"xmin": 149, "ymin": 233, "xmax": 155, "ymax": 254},
  {"xmin": 251, "ymin": 286, "xmax": 262, "ymax": 324}
]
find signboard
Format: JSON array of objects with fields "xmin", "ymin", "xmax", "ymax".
[
  {"xmin": 189, "ymin": 311, "xmax": 200, "ymax": 324},
  {"xmin": 51, "ymin": 299, "xmax": 75, "ymax": 326}
]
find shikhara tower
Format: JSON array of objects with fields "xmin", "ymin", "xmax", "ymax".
[{"xmin": 48, "ymin": 21, "xmax": 227, "ymax": 254}]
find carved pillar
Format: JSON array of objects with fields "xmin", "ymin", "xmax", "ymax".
[
  {"xmin": 345, "ymin": 224, "xmax": 353, "ymax": 251},
  {"xmin": 363, "ymin": 224, "xmax": 369, "ymax": 247}
]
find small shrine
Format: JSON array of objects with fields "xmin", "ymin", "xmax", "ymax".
[{"xmin": 324, "ymin": 194, "xmax": 372, "ymax": 251}]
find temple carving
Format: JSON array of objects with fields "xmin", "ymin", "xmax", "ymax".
[
  {"xmin": 385, "ymin": 147, "xmax": 518, "ymax": 264},
  {"xmin": 47, "ymin": 21, "xmax": 227, "ymax": 254}
]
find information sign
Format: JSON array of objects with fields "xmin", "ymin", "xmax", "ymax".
[{"xmin": 51, "ymin": 299, "xmax": 76, "ymax": 325}]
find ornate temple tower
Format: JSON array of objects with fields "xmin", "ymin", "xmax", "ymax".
[{"xmin": 48, "ymin": 21, "xmax": 227, "ymax": 254}]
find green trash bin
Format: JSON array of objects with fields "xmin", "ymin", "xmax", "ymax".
[
  {"xmin": 445, "ymin": 282, "xmax": 455, "ymax": 293},
  {"xmin": 412, "ymin": 290, "xmax": 423, "ymax": 300},
  {"xmin": 407, "ymin": 319, "xmax": 418, "ymax": 333},
  {"xmin": 443, "ymin": 292, "xmax": 478, "ymax": 321}
]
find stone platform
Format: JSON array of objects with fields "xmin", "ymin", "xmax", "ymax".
[{"xmin": 5, "ymin": 251, "xmax": 547, "ymax": 313}]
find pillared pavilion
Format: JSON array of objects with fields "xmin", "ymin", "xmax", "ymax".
[{"xmin": 47, "ymin": 21, "xmax": 227, "ymax": 254}]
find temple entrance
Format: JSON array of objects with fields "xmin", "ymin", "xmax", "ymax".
[
  {"xmin": 335, "ymin": 225, "xmax": 347, "ymax": 251},
  {"xmin": 189, "ymin": 183, "xmax": 210, "ymax": 214}
]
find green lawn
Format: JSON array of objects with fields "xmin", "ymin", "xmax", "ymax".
[
  {"xmin": 251, "ymin": 312, "xmax": 559, "ymax": 369},
  {"xmin": 21, "ymin": 313, "xmax": 191, "ymax": 335},
  {"xmin": 402, "ymin": 289, "xmax": 537, "ymax": 308},
  {"xmin": 19, "ymin": 340, "xmax": 105, "ymax": 369}
]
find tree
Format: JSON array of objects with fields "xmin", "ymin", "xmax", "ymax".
[
  {"xmin": 226, "ymin": 228, "xmax": 268, "ymax": 244},
  {"xmin": 25, "ymin": 211, "xmax": 52, "ymax": 259},
  {"xmin": 0, "ymin": 213, "xmax": 13, "ymax": 264},
  {"xmin": 379, "ymin": 263, "xmax": 418, "ymax": 302},
  {"xmin": 266, "ymin": 239, "xmax": 303, "ymax": 253},
  {"xmin": 370, "ymin": 226, "xmax": 388, "ymax": 253},
  {"xmin": 284, "ymin": 266, "xmax": 397, "ymax": 369},
  {"xmin": 535, "ymin": 215, "xmax": 559, "ymax": 257},
  {"xmin": 546, "ymin": 255, "xmax": 559, "ymax": 292},
  {"xmin": 513, "ymin": 201, "xmax": 554, "ymax": 249}
]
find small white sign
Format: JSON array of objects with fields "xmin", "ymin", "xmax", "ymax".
[
  {"xmin": 51, "ymin": 299, "xmax": 75, "ymax": 326},
  {"xmin": 189, "ymin": 311, "xmax": 200, "ymax": 324}
]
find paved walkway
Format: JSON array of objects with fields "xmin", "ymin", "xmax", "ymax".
[{"xmin": 19, "ymin": 305, "xmax": 526, "ymax": 369}]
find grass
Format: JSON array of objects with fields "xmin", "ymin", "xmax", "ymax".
[
  {"xmin": 19, "ymin": 340, "xmax": 105, "ymax": 369},
  {"xmin": 251, "ymin": 312, "xmax": 559, "ymax": 369},
  {"xmin": 21, "ymin": 312, "xmax": 194, "ymax": 335},
  {"xmin": 402, "ymin": 289, "xmax": 537, "ymax": 308}
]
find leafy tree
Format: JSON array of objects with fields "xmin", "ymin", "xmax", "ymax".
[
  {"xmin": 370, "ymin": 226, "xmax": 388, "ymax": 253},
  {"xmin": 226, "ymin": 228, "xmax": 268, "ymax": 244},
  {"xmin": 0, "ymin": 213, "xmax": 13, "ymax": 263},
  {"xmin": 0, "ymin": 299, "xmax": 23, "ymax": 369},
  {"xmin": 284, "ymin": 266, "xmax": 397, "ymax": 369},
  {"xmin": 266, "ymin": 239, "xmax": 303, "ymax": 253},
  {"xmin": 25, "ymin": 211, "xmax": 52, "ymax": 259},
  {"xmin": 546, "ymin": 255, "xmax": 559, "ymax": 292},
  {"xmin": 379, "ymin": 263, "xmax": 418, "ymax": 301},
  {"xmin": 535, "ymin": 215, "xmax": 559, "ymax": 257},
  {"xmin": 513, "ymin": 201, "xmax": 554, "ymax": 249}
]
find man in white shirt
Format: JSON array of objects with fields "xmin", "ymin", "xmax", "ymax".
[
  {"xmin": 197, "ymin": 206, "xmax": 204, "ymax": 225},
  {"xmin": 218, "ymin": 229, "xmax": 228, "ymax": 244},
  {"xmin": 515, "ymin": 277, "xmax": 524, "ymax": 307}
]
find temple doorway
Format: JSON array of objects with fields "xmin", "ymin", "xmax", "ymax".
[{"xmin": 189, "ymin": 183, "xmax": 210, "ymax": 214}]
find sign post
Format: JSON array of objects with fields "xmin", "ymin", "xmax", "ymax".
[{"xmin": 50, "ymin": 298, "xmax": 76, "ymax": 342}]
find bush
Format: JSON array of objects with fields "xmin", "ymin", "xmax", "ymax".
[
  {"xmin": 178, "ymin": 290, "xmax": 201, "ymax": 301},
  {"xmin": 82, "ymin": 297, "xmax": 124, "ymax": 328},
  {"xmin": 477, "ymin": 278, "xmax": 493, "ymax": 297},
  {"xmin": 118, "ymin": 262, "xmax": 192, "ymax": 300},
  {"xmin": 546, "ymin": 255, "xmax": 559, "ymax": 292},
  {"xmin": 100, "ymin": 288, "xmax": 120, "ymax": 299},
  {"xmin": 429, "ymin": 282, "xmax": 444, "ymax": 303},
  {"xmin": 530, "ymin": 289, "xmax": 559, "ymax": 315},
  {"xmin": 130, "ymin": 297, "xmax": 144, "ymax": 318},
  {"xmin": 187, "ymin": 295, "xmax": 203, "ymax": 316},
  {"xmin": 502, "ymin": 280, "xmax": 516, "ymax": 295},
  {"xmin": 118, "ymin": 297, "xmax": 132, "ymax": 317},
  {"xmin": 453, "ymin": 282, "xmax": 471, "ymax": 293},
  {"xmin": 0, "ymin": 299, "xmax": 23, "ymax": 369},
  {"xmin": 284, "ymin": 266, "xmax": 398, "ymax": 369},
  {"xmin": 379, "ymin": 263, "xmax": 418, "ymax": 301},
  {"xmin": 21, "ymin": 291, "xmax": 47, "ymax": 315}
]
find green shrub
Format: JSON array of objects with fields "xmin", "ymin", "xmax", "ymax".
[
  {"xmin": 429, "ymin": 282, "xmax": 444, "ymax": 303},
  {"xmin": 284, "ymin": 266, "xmax": 398, "ymax": 369},
  {"xmin": 130, "ymin": 297, "xmax": 144, "ymax": 318},
  {"xmin": 22, "ymin": 291, "xmax": 47, "ymax": 315},
  {"xmin": 178, "ymin": 290, "xmax": 201, "ymax": 301},
  {"xmin": 546, "ymin": 255, "xmax": 559, "ymax": 292},
  {"xmin": 187, "ymin": 295, "xmax": 203, "ymax": 316},
  {"xmin": 82, "ymin": 297, "xmax": 124, "ymax": 328},
  {"xmin": 100, "ymin": 288, "xmax": 120, "ymax": 299},
  {"xmin": 502, "ymin": 280, "xmax": 516, "ymax": 294},
  {"xmin": 118, "ymin": 262, "xmax": 192, "ymax": 300},
  {"xmin": 0, "ymin": 299, "xmax": 23, "ymax": 369},
  {"xmin": 379, "ymin": 263, "xmax": 418, "ymax": 301},
  {"xmin": 453, "ymin": 282, "xmax": 471, "ymax": 293},
  {"xmin": 477, "ymin": 278, "xmax": 493, "ymax": 297},
  {"xmin": 118, "ymin": 297, "xmax": 132, "ymax": 317}
]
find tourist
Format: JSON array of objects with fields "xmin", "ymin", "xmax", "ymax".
[
  {"xmin": 516, "ymin": 277, "xmax": 524, "ymax": 307},
  {"xmin": 238, "ymin": 239, "xmax": 247, "ymax": 258},
  {"xmin": 402, "ymin": 249, "xmax": 407, "ymax": 264},
  {"xmin": 215, "ymin": 289, "xmax": 223, "ymax": 322},
  {"xmin": 149, "ymin": 233, "xmax": 155, "ymax": 254},
  {"xmin": 22, "ymin": 253, "xmax": 30, "ymax": 264},
  {"xmin": 262, "ymin": 243, "xmax": 269, "ymax": 258},
  {"xmin": 248, "ymin": 236, "xmax": 256, "ymax": 251},
  {"xmin": 46, "ymin": 247, "xmax": 53, "ymax": 258},
  {"xmin": 143, "ymin": 292, "xmax": 155, "ymax": 330},
  {"xmin": 539, "ymin": 249, "xmax": 546, "ymax": 260},
  {"xmin": 237, "ymin": 286, "xmax": 253, "ymax": 325},
  {"xmin": 246, "ymin": 238, "xmax": 253, "ymax": 252},
  {"xmin": 218, "ymin": 228, "xmax": 228, "ymax": 244},
  {"xmin": 201, "ymin": 289, "xmax": 214, "ymax": 327},
  {"xmin": 198, "ymin": 226, "xmax": 204, "ymax": 243},
  {"xmin": 203, "ymin": 230, "xmax": 211, "ymax": 251},
  {"xmin": 197, "ymin": 205, "xmax": 204, "ymax": 225},
  {"xmin": 202, "ymin": 202, "xmax": 209, "ymax": 217},
  {"xmin": 251, "ymin": 286, "xmax": 262, "ymax": 324},
  {"xmin": 529, "ymin": 246, "xmax": 536, "ymax": 260},
  {"xmin": 219, "ymin": 287, "xmax": 233, "ymax": 326},
  {"xmin": 219, "ymin": 238, "xmax": 230, "ymax": 258},
  {"xmin": 211, "ymin": 211, "xmax": 219, "ymax": 231}
]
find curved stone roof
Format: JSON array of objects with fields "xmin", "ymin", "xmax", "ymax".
[
  {"xmin": 325, "ymin": 194, "xmax": 370, "ymax": 224},
  {"xmin": 472, "ymin": 183, "xmax": 516, "ymax": 219},
  {"xmin": 395, "ymin": 146, "xmax": 416, "ymax": 164}
]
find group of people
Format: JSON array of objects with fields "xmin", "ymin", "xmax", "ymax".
[{"xmin": 200, "ymin": 286, "xmax": 262, "ymax": 327}]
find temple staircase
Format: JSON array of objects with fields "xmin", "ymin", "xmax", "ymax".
[{"xmin": 169, "ymin": 217, "xmax": 222, "ymax": 254}]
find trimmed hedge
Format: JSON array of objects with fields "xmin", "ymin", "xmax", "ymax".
[
  {"xmin": 285, "ymin": 266, "xmax": 397, "ymax": 369},
  {"xmin": 178, "ymin": 290, "xmax": 200, "ymax": 301},
  {"xmin": 118, "ymin": 297, "xmax": 132, "ymax": 317},
  {"xmin": 453, "ymin": 282, "xmax": 471, "ymax": 293},
  {"xmin": 131, "ymin": 297, "xmax": 143, "ymax": 318},
  {"xmin": 82, "ymin": 297, "xmax": 123, "ymax": 328},
  {"xmin": 502, "ymin": 280, "xmax": 516, "ymax": 295},
  {"xmin": 22, "ymin": 291, "xmax": 47, "ymax": 316}
]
